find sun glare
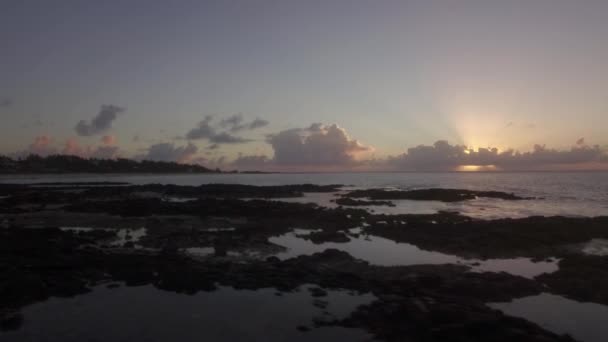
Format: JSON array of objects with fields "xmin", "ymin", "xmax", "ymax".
[{"xmin": 457, "ymin": 165, "xmax": 498, "ymax": 172}]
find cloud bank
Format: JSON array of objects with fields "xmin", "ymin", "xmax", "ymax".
[
  {"xmin": 267, "ymin": 123, "xmax": 372, "ymax": 166},
  {"xmin": 388, "ymin": 139, "xmax": 607, "ymax": 170},
  {"xmin": 12, "ymin": 135, "xmax": 121, "ymax": 159},
  {"xmin": 75, "ymin": 105, "xmax": 125, "ymax": 136}
]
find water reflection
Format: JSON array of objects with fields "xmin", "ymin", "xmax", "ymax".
[
  {"xmin": 582, "ymin": 239, "xmax": 608, "ymax": 256},
  {"xmin": 270, "ymin": 230, "xmax": 558, "ymax": 278},
  {"xmin": 1, "ymin": 285, "xmax": 375, "ymax": 342},
  {"xmin": 489, "ymin": 293, "xmax": 608, "ymax": 342}
]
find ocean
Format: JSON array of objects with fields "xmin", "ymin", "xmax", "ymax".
[{"xmin": 3, "ymin": 171, "xmax": 607, "ymax": 218}]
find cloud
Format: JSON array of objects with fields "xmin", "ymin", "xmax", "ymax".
[
  {"xmin": 75, "ymin": 105, "xmax": 125, "ymax": 136},
  {"xmin": 248, "ymin": 118, "xmax": 269, "ymax": 130},
  {"xmin": 0, "ymin": 98, "xmax": 13, "ymax": 107},
  {"xmin": 388, "ymin": 139, "xmax": 607, "ymax": 170},
  {"xmin": 62, "ymin": 139, "xmax": 85, "ymax": 156},
  {"xmin": 231, "ymin": 154, "xmax": 271, "ymax": 170},
  {"xmin": 59, "ymin": 138, "xmax": 121, "ymax": 159},
  {"xmin": 267, "ymin": 123, "xmax": 371, "ymax": 166},
  {"xmin": 218, "ymin": 114, "xmax": 270, "ymax": 132},
  {"xmin": 209, "ymin": 132, "xmax": 251, "ymax": 144},
  {"xmin": 15, "ymin": 136, "xmax": 120, "ymax": 159},
  {"xmin": 186, "ymin": 116, "xmax": 216, "ymax": 140},
  {"xmin": 186, "ymin": 115, "xmax": 261, "ymax": 144},
  {"xmin": 143, "ymin": 142, "xmax": 199, "ymax": 163},
  {"xmin": 26, "ymin": 135, "xmax": 56, "ymax": 156},
  {"xmin": 219, "ymin": 114, "xmax": 245, "ymax": 131},
  {"xmin": 101, "ymin": 135, "xmax": 116, "ymax": 145}
]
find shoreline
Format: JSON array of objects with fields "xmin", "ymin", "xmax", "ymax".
[{"xmin": 2, "ymin": 182, "xmax": 607, "ymax": 341}]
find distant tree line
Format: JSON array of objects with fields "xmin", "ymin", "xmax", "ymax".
[{"xmin": 0, "ymin": 155, "xmax": 220, "ymax": 174}]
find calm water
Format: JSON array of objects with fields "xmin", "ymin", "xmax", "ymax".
[
  {"xmin": 269, "ymin": 229, "xmax": 558, "ymax": 278},
  {"xmin": 3, "ymin": 172, "xmax": 608, "ymax": 218},
  {"xmin": 489, "ymin": 293, "xmax": 608, "ymax": 342},
  {"xmin": 2, "ymin": 285, "xmax": 375, "ymax": 342}
]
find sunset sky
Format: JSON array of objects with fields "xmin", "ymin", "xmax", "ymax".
[{"xmin": 2, "ymin": 1, "xmax": 608, "ymax": 171}]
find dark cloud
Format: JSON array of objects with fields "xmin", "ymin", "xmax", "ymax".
[
  {"xmin": 249, "ymin": 118, "xmax": 269, "ymax": 130},
  {"xmin": 267, "ymin": 123, "xmax": 371, "ymax": 166},
  {"xmin": 388, "ymin": 140, "xmax": 607, "ymax": 170},
  {"xmin": 75, "ymin": 105, "xmax": 125, "ymax": 136},
  {"xmin": 186, "ymin": 115, "xmax": 260, "ymax": 144},
  {"xmin": 143, "ymin": 142, "xmax": 198, "ymax": 163},
  {"xmin": 217, "ymin": 114, "xmax": 270, "ymax": 132},
  {"xmin": 186, "ymin": 116, "xmax": 216, "ymax": 140},
  {"xmin": 219, "ymin": 114, "xmax": 245, "ymax": 131},
  {"xmin": 0, "ymin": 98, "xmax": 13, "ymax": 107},
  {"xmin": 209, "ymin": 132, "xmax": 251, "ymax": 144}
]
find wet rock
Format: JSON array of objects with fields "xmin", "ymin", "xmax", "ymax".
[
  {"xmin": 309, "ymin": 287, "xmax": 328, "ymax": 297},
  {"xmin": 0, "ymin": 311, "xmax": 23, "ymax": 331},
  {"xmin": 313, "ymin": 299, "xmax": 329, "ymax": 309},
  {"xmin": 333, "ymin": 197, "xmax": 396, "ymax": 207},
  {"xmin": 537, "ymin": 255, "xmax": 608, "ymax": 305},
  {"xmin": 344, "ymin": 188, "xmax": 532, "ymax": 202},
  {"xmin": 301, "ymin": 231, "xmax": 351, "ymax": 244}
]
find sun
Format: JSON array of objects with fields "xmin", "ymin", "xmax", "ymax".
[{"xmin": 457, "ymin": 165, "xmax": 498, "ymax": 172}]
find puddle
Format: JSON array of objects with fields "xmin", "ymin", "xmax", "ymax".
[
  {"xmin": 489, "ymin": 293, "xmax": 608, "ymax": 342},
  {"xmin": 184, "ymin": 247, "xmax": 215, "ymax": 257},
  {"xmin": 60, "ymin": 227, "xmax": 148, "ymax": 248},
  {"xmin": 270, "ymin": 230, "xmax": 460, "ymax": 266},
  {"xmin": 110, "ymin": 228, "xmax": 147, "ymax": 247},
  {"xmin": 276, "ymin": 192, "xmax": 343, "ymax": 208},
  {"xmin": 164, "ymin": 197, "xmax": 198, "ymax": 203},
  {"xmin": 60, "ymin": 227, "xmax": 99, "ymax": 233},
  {"xmin": 1, "ymin": 284, "xmax": 375, "ymax": 342},
  {"xmin": 582, "ymin": 239, "xmax": 608, "ymax": 256},
  {"xmin": 469, "ymin": 258, "xmax": 559, "ymax": 279},
  {"xmin": 206, "ymin": 227, "xmax": 236, "ymax": 232},
  {"xmin": 270, "ymin": 230, "xmax": 558, "ymax": 278}
]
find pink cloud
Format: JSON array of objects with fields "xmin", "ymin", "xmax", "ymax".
[
  {"xmin": 27, "ymin": 135, "xmax": 56, "ymax": 156},
  {"xmin": 62, "ymin": 138, "xmax": 85, "ymax": 157},
  {"xmin": 101, "ymin": 135, "xmax": 116, "ymax": 146}
]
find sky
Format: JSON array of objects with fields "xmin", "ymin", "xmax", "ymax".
[{"xmin": 1, "ymin": 0, "xmax": 608, "ymax": 171}]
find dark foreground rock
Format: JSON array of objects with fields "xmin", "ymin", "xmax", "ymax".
[
  {"xmin": 333, "ymin": 197, "xmax": 396, "ymax": 207},
  {"xmin": 0, "ymin": 228, "xmax": 573, "ymax": 341},
  {"xmin": 537, "ymin": 255, "xmax": 608, "ymax": 305},
  {"xmin": 364, "ymin": 214, "xmax": 608, "ymax": 259},
  {"xmin": 344, "ymin": 188, "xmax": 532, "ymax": 202}
]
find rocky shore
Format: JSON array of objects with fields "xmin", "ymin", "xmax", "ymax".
[{"xmin": 1, "ymin": 182, "xmax": 605, "ymax": 341}]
